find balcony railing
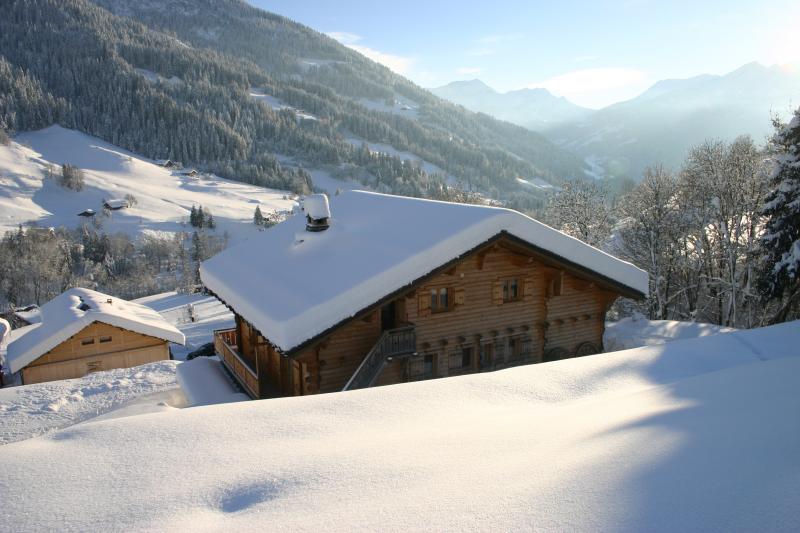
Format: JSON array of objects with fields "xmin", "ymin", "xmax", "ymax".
[
  {"xmin": 343, "ymin": 325, "xmax": 416, "ymax": 391},
  {"xmin": 213, "ymin": 328, "xmax": 258, "ymax": 398}
]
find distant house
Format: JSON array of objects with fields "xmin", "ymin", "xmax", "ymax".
[
  {"xmin": 156, "ymin": 159, "xmax": 181, "ymax": 169},
  {"xmin": 77, "ymin": 209, "xmax": 96, "ymax": 217},
  {"xmin": 201, "ymin": 191, "xmax": 648, "ymax": 399},
  {"xmin": 5, "ymin": 288, "xmax": 185, "ymax": 385},
  {"xmin": 103, "ymin": 199, "xmax": 128, "ymax": 210},
  {"xmin": 179, "ymin": 169, "xmax": 198, "ymax": 177}
]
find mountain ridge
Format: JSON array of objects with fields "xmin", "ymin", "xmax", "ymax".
[
  {"xmin": 432, "ymin": 63, "xmax": 800, "ymax": 179},
  {"xmin": 0, "ymin": 0, "xmax": 586, "ymax": 206}
]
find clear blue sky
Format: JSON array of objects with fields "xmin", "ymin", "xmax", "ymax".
[{"xmin": 249, "ymin": 0, "xmax": 799, "ymax": 108}]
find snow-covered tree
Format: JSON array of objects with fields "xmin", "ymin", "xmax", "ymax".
[
  {"xmin": 545, "ymin": 179, "xmax": 613, "ymax": 248},
  {"xmin": 678, "ymin": 136, "xmax": 768, "ymax": 326},
  {"xmin": 759, "ymin": 107, "xmax": 800, "ymax": 322},
  {"xmin": 254, "ymin": 205, "xmax": 264, "ymax": 226},
  {"xmin": 616, "ymin": 165, "xmax": 684, "ymax": 320}
]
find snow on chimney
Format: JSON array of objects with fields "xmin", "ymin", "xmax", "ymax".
[{"xmin": 304, "ymin": 193, "xmax": 331, "ymax": 232}]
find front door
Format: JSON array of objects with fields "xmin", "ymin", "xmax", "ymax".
[
  {"xmin": 479, "ymin": 343, "xmax": 493, "ymax": 370},
  {"xmin": 381, "ymin": 301, "xmax": 397, "ymax": 331}
]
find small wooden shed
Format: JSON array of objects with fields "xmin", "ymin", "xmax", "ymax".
[{"xmin": 6, "ymin": 288, "xmax": 185, "ymax": 385}]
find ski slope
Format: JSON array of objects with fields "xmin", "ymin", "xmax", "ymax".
[
  {"xmin": 0, "ymin": 126, "xmax": 298, "ymax": 242},
  {"xmin": 1, "ymin": 320, "xmax": 798, "ymax": 531}
]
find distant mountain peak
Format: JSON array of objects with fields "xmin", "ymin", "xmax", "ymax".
[{"xmin": 430, "ymin": 80, "xmax": 589, "ymax": 131}]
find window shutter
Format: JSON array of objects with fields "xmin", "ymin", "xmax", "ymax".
[
  {"xmin": 418, "ymin": 290, "xmax": 431, "ymax": 317},
  {"xmin": 454, "ymin": 287, "xmax": 466, "ymax": 306},
  {"xmin": 523, "ymin": 277, "xmax": 534, "ymax": 301},
  {"xmin": 492, "ymin": 280, "xmax": 503, "ymax": 305}
]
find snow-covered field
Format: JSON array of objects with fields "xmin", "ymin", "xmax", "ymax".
[
  {"xmin": 0, "ymin": 360, "xmax": 181, "ymax": 445},
  {"xmin": 1, "ymin": 319, "xmax": 798, "ymax": 531},
  {"xmin": 133, "ymin": 291, "xmax": 234, "ymax": 360},
  {"xmin": 0, "ymin": 126, "xmax": 297, "ymax": 242}
]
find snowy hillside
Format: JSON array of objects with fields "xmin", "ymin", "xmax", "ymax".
[
  {"xmin": 1, "ymin": 320, "xmax": 798, "ymax": 531},
  {"xmin": 0, "ymin": 126, "xmax": 298, "ymax": 242}
]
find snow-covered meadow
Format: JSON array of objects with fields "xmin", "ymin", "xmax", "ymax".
[
  {"xmin": 1, "ymin": 318, "xmax": 798, "ymax": 531},
  {"xmin": 0, "ymin": 126, "xmax": 298, "ymax": 242}
]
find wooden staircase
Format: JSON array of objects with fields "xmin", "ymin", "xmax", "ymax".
[{"xmin": 342, "ymin": 326, "xmax": 416, "ymax": 391}]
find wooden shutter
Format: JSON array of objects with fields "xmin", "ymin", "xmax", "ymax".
[
  {"xmin": 492, "ymin": 280, "xmax": 503, "ymax": 305},
  {"xmin": 418, "ymin": 290, "xmax": 431, "ymax": 317},
  {"xmin": 523, "ymin": 277, "xmax": 534, "ymax": 301},
  {"xmin": 292, "ymin": 360, "xmax": 302, "ymax": 396},
  {"xmin": 454, "ymin": 287, "xmax": 466, "ymax": 306}
]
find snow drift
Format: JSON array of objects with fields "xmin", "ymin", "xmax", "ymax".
[{"xmin": 1, "ymin": 320, "xmax": 798, "ymax": 531}]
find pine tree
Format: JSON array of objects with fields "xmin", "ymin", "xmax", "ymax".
[
  {"xmin": 191, "ymin": 231, "xmax": 206, "ymax": 284},
  {"xmin": 253, "ymin": 205, "xmax": 264, "ymax": 226},
  {"xmin": 189, "ymin": 205, "xmax": 198, "ymax": 227},
  {"xmin": 760, "ymin": 107, "xmax": 800, "ymax": 322},
  {"xmin": 196, "ymin": 206, "xmax": 205, "ymax": 229}
]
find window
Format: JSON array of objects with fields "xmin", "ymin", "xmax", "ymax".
[
  {"xmin": 461, "ymin": 347, "xmax": 473, "ymax": 369},
  {"xmin": 449, "ymin": 347, "xmax": 474, "ymax": 371},
  {"xmin": 502, "ymin": 279, "xmax": 520, "ymax": 303},
  {"xmin": 81, "ymin": 338, "xmax": 95, "ymax": 346},
  {"xmin": 423, "ymin": 354, "xmax": 436, "ymax": 378},
  {"xmin": 479, "ymin": 343, "xmax": 493, "ymax": 370},
  {"xmin": 430, "ymin": 287, "xmax": 452, "ymax": 313},
  {"xmin": 99, "ymin": 336, "xmax": 112, "ymax": 343},
  {"xmin": 508, "ymin": 337, "xmax": 519, "ymax": 358}
]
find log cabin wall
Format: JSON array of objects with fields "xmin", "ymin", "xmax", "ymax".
[
  {"xmin": 21, "ymin": 321, "xmax": 169, "ymax": 384},
  {"xmin": 269, "ymin": 237, "xmax": 622, "ymax": 396},
  {"xmin": 294, "ymin": 310, "xmax": 382, "ymax": 393},
  {"xmin": 402, "ymin": 244, "xmax": 548, "ymax": 382},
  {"xmin": 543, "ymin": 276, "xmax": 616, "ymax": 359}
]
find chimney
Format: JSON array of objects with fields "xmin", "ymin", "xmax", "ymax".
[{"xmin": 304, "ymin": 193, "xmax": 331, "ymax": 232}]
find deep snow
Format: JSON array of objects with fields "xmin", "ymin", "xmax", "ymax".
[
  {"xmin": 0, "ymin": 320, "xmax": 798, "ymax": 531},
  {"xmin": 604, "ymin": 314, "xmax": 736, "ymax": 351},
  {"xmin": 0, "ymin": 360, "xmax": 181, "ymax": 445}
]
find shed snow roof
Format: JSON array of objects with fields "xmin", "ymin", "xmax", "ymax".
[
  {"xmin": 6, "ymin": 288, "xmax": 185, "ymax": 373},
  {"xmin": 200, "ymin": 190, "xmax": 648, "ymax": 353}
]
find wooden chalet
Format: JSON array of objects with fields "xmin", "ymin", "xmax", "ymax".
[
  {"xmin": 200, "ymin": 191, "xmax": 647, "ymax": 399},
  {"xmin": 5, "ymin": 288, "xmax": 184, "ymax": 385}
]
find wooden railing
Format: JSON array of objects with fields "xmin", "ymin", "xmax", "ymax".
[
  {"xmin": 342, "ymin": 326, "xmax": 416, "ymax": 391},
  {"xmin": 214, "ymin": 328, "xmax": 258, "ymax": 398}
]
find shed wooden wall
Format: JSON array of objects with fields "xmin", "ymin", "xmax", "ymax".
[{"xmin": 21, "ymin": 322, "xmax": 169, "ymax": 385}]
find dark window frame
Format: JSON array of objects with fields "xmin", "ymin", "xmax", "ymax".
[
  {"xmin": 502, "ymin": 278, "xmax": 521, "ymax": 303},
  {"xmin": 430, "ymin": 286, "xmax": 453, "ymax": 314}
]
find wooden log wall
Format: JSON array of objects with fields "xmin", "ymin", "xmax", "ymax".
[
  {"xmin": 21, "ymin": 322, "xmax": 169, "ymax": 384},
  {"xmin": 295, "ymin": 310, "xmax": 382, "ymax": 393},
  {"xmin": 274, "ymin": 236, "xmax": 622, "ymax": 396}
]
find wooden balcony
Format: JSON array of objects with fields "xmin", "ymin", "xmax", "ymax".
[
  {"xmin": 343, "ymin": 325, "xmax": 416, "ymax": 391},
  {"xmin": 213, "ymin": 328, "xmax": 258, "ymax": 398}
]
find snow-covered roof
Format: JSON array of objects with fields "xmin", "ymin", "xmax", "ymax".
[
  {"xmin": 304, "ymin": 193, "xmax": 330, "ymax": 220},
  {"xmin": 6, "ymin": 288, "xmax": 185, "ymax": 373},
  {"xmin": 103, "ymin": 199, "xmax": 128, "ymax": 209},
  {"xmin": 200, "ymin": 190, "xmax": 648, "ymax": 353}
]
